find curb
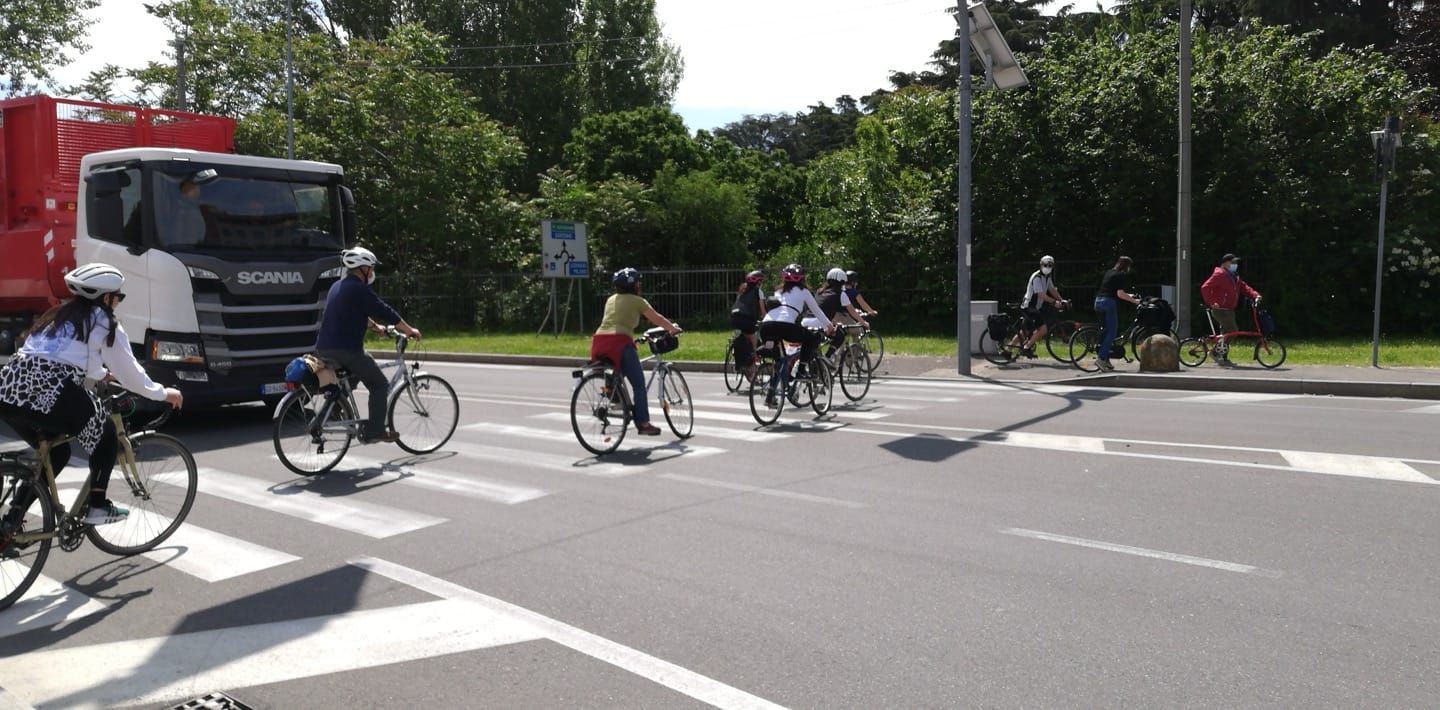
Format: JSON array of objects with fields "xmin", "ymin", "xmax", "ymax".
[{"xmin": 391, "ymin": 351, "xmax": 1440, "ymax": 400}]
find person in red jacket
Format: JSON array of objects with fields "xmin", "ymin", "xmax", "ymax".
[{"xmin": 1200, "ymin": 253, "xmax": 1261, "ymax": 364}]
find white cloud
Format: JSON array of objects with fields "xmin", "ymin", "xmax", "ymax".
[{"xmin": 50, "ymin": 0, "xmax": 172, "ymax": 93}]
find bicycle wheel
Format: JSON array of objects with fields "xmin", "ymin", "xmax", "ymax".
[
  {"xmin": 274, "ymin": 389, "xmax": 353, "ymax": 476},
  {"xmin": 1254, "ymin": 337, "xmax": 1287, "ymax": 368},
  {"xmin": 748, "ymin": 360, "xmax": 784, "ymax": 425},
  {"xmin": 0, "ymin": 465, "xmax": 55, "ymax": 611},
  {"xmin": 388, "ymin": 374, "xmax": 459, "ymax": 454},
  {"xmin": 722, "ymin": 340, "xmax": 745, "ymax": 393},
  {"xmin": 867, "ymin": 329, "xmax": 885, "ymax": 371},
  {"xmin": 87, "ymin": 432, "xmax": 196, "ymax": 556},
  {"xmin": 571, "ymin": 372, "xmax": 630, "ymax": 455},
  {"xmin": 1045, "ymin": 320, "xmax": 1079, "ymax": 363},
  {"xmin": 838, "ymin": 345, "xmax": 872, "ymax": 401},
  {"xmin": 660, "ymin": 367, "xmax": 694, "ymax": 438},
  {"xmin": 1069, "ymin": 326, "xmax": 1103, "ymax": 373},
  {"xmin": 979, "ymin": 331, "xmax": 1012, "ymax": 365},
  {"xmin": 810, "ymin": 359, "xmax": 835, "ymax": 416},
  {"xmin": 1178, "ymin": 337, "xmax": 1209, "ymax": 367}
]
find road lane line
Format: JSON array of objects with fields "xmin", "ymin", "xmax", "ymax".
[
  {"xmin": 658, "ymin": 473, "xmax": 868, "ymax": 509},
  {"xmin": 0, "ymin": 599, "xmax": 539, "ymax": 709},
  {"xmin": 352, "ymin": 557, "xmax": 788, "ymax": 710},
  {"xmin": 692, "ymin": 398, "xmax": 892, "ymax": 420},
  {"xmin": 1002, "ymin": 432, "xmax": 1107, "ymax": 453},
  {"xmin": 174, "ymin": 469, "xmax": 445, "ymax": 538},
  {"xmin": 334, "ymin": 454, "xmax": 550, "ymax": 503},
  {"xmin": 1001, "ymin": 528, "xmax": 1278, "ymax": 577}
]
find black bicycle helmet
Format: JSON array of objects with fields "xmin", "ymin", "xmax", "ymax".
[
  {"xmin": 845, "ymin": 270, "xmax": 859, "ymax": 283},
  {"xmin": 612, "ymin": 267, "xmax": 641, "ymax": 286},
  {"xmin": 781, "ymin": 263, "xmax": 805, "ymax": 284}
]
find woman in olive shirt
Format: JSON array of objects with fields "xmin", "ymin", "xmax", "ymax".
[
  {"xmin": 1093, "ymin": 256, "xmax": 1143, "ymax": 371},
  {"xmin": 590, "ymin": 268, "xmax": 683, "ymax": 435}
]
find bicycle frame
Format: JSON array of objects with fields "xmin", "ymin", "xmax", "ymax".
[{"xmin": 307, "ymin": 337, "xmax": 425, "ymax": 437}]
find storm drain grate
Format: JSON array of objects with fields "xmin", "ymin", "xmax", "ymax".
[{"xmin": 167, "ymin": 691, "xmax": 257, "ymax": 710}]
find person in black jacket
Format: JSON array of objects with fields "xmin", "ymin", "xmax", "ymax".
[{"xmin": 729, "ymin": 270, "xmax": 766, "ymax": 373}]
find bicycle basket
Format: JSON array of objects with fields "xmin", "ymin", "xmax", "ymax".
[
  {"xmin": 646, "ymin": 330, "xmax": 679, "ymax": 355},
  {"xmin": 1137, "ymin": 299, "xmax": 1175, "ymax": 330},
  {"xmin": 986, "ymin": 313, "xmax": 1010, "ymax": 341}
]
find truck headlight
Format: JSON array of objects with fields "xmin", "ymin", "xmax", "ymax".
[
  {"xmin": 188, "ymin": 266, "xmax": 221, "ymax": 280},
  {"xmin": 152, "ymin": 340, "xmax": 205, "ymax": 364}
]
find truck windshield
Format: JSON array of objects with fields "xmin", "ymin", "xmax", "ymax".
[{"xmin": 152, "ymin": 172, "xmax": 343, "ymax": 254}]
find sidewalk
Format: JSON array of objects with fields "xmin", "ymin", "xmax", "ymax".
[{"xmin": 430, "ymin": 352, "xmax": 1440, "ymax": 400}]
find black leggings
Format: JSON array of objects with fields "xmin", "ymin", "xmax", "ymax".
[
  {"xmin": 758, "ymin": 321, "xmax": 821, "ymax": 365},
  {"xmin": 3, "ymin": 401, "xmax": 119, "ymax": 511}
]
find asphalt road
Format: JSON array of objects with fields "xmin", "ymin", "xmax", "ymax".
[{"xmin": 2, "ymin": 362, "xmax": 1438, "ymax": 709}]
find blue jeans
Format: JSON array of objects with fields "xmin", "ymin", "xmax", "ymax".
[
  {"xmin": 618, "ymin": 344, "xmax": 650, "ymax": 425},
  {"xmin": 1094, "ymin": 296, "xmax": 1118, "ymax": 361}
]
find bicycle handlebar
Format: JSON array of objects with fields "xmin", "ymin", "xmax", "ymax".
[{"xmin": 97, "ymin": 382, "xmax": 175, "ymax": 430}]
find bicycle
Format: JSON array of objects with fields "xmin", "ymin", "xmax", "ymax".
[
  {"xmin": 852, "ymin": 314, "xmax": 885, "ymax": 372},
  {"xmin": 723, "ymin": 325, "xmax": 760, "ymax": 394},
  {"xmin": 1178, "ymin": 298, "xmax": 1286, "ymax": 369},
  {"xmin": 1067, "ymin": 297, "xmax": 1176, "ymax": 372},
  {"xmin": 823, "ymin": 322, "xmax": 874, "ymax": 401},
  {"xmin": 747, "ymin": 333, "xmax": 835, "ymax": 425},
  {"xmin": 272, "ymin": 326, "xmax": 460, "ymax": 476},
  {"xmin": 979, "ymin": 303, "xmax": 1075, "ymax": 365},
  {"xmin": 570, "ymin": 327, "xmax": 694, "ymax": 456},
  {"xmin": 0, "ymin": 386, "xmax": 196, "ymax": 611}
]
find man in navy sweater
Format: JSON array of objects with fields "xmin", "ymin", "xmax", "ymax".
[{"xmin": 315, "ymin": 247, "xmax": 422, "ymax": 443}]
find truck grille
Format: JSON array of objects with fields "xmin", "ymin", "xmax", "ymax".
[{"xmin": 192, "ymin": 277, "xmax": 337, "ymax": 368}]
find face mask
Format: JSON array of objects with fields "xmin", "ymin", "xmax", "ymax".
[
  {"xmin": 1041, "ymin": 266, "xmax": 1053, "ymax": 275},
  {"xmin": 1227, "ymin": 264, "xmax": 1238, "ymax": 274},
  {"xmin": 366, "ymin": 267, "xmax": 377, "ymax": 285}
]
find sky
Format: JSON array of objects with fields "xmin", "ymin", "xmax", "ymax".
[{"xmin": 50, "ymin": 0, "xmax": 1111, "ymax": 132}]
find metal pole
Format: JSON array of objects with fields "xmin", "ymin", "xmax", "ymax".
[
  {"xmin": 1175, "ymin": 0, "xmax": 1193, "ymax": 338},
  {"xmin": 956, "ymin": 0, "xmax": 974, "ymax": 376},
  {"xmin": 286, "ymin": 0, "xmax": 296, "ymax": 160},
  {"xmin": 174, "ymin": 38, "xmax": 188, "ymax": 111},
  {"xmin": 1371, "ymin": 171, "xmax": 1388, "ymax": 367}
]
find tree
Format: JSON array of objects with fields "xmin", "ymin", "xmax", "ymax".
[
  {"xmin": 0, "ymin": 0, "xmax": 99, "ymax": 95},
  {"xmin": 563, "ymin": 106, "xmax": 700, "ymax": 183}
]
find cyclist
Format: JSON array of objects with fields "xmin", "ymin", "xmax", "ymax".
[
  {"xmin": 759, "ymin": 264, "xmax": 834, "ymax": 393},
  {"xmin": 1093, "ymin": 256, "xmax": 1143, "ymax": 371},
  {"xmin": 843, "ymin": 270, "xmax": 877, "ymax": 317},
  {"xmin": 0, "ymin": 263, "xmax": 184, "ymax": 526},
  {"xmin": 729, "ymin": 270, "xmax": 767, "ymax": 376},
  {"xmin": 806, "ymin": 268, "xmax": 869, "ymax": 354},
  {"xmin": 315, "ymin": 247, "xmax": 422, "ymax": 444},
  {"xmin": 1019, "ymin": 255, "xmax": 1069, "ymax": 358},
  {"xmin": 590, "ymin": 268, "xmax": 682, "ymax": 436},
  {"xmin": 1200, "ymin": 253, "xmax": 1261, "ymax": 365}
]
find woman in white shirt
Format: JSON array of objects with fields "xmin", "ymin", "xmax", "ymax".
[
  {"xmin": 758, "ymin": 264, "xmax": 834, "ymax": 373},
  {"xmin": 0, "ymin": 264, "xmax": 183, "ymax": 526}
]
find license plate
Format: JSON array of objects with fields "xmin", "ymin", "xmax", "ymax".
[{"xmin": 261, "ymin": 382, "xmax": 289, "ymax": 395}]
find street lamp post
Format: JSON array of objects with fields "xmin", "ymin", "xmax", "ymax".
[
  {"xmin": 286, "ymin": 0, "xmax": 295, "ymax": 160},
  {"xmin": 1370, "ymin": 116, "xmax": 1401, "ymax": 368},
  {"xmin": 957, "ymin": 1, "xmax": 974, "ymax": 375}
]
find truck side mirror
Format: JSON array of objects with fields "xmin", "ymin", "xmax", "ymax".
[{"xmin": 340, "ymin": 186, "xmax": 356, "ymax": 243}]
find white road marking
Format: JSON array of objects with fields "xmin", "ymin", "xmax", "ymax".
[
  {"xmin": 1173, "ymin": 392, "xmax": 1297, "ymax": 404},
  {"xmin": 844, "ymin": 423, "xmax": 1440, "ymax": 486},
  {"xmin": 659, "ymin": 473, "xmax": 868, "ymax": 509},
  {"xmin": 49, "ymin": 487, "xmax": 299, "ymax": 583},
  {"xmin": 337, "ymin": 453, "xmax": 550, "ymax": 503},
  {"xmin": 1279, "ymin": 451, "xmax": 1433, "ymax": 484},
  {"xmin": 1001, "ymin": 528, "xmax": 1278, "ymax": 577},
  {"xmin": 467, "ymin": 420, "xmax": 727, "ymax": 467},
  {"xmin": 693, "ymin": 398, "xmax": 892, "ymax": 420},
  {"xmin": 0, "ymin": 572, "xmax": 110, "ymax": 640},
  {"xmin": 173, "ymin": 468, "xmax": 445, "ymax": 538},
  {"xmin": 1002, "ymin": 432, "xmax": 1107, "ymax": 453},
  {"xmin": 0, "ymin": 599, "xmax": 539, "ymax": 709},
  {"xmin": 353, "ymin": 557, "xmax": 788, "ymax": 710},
  {"xmin": 1406, "ymin": 403, "xmax": 1440, "ymax": 414}
]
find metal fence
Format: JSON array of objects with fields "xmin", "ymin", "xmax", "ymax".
[{"xmin": 375, "ymin": 257, "xmax": 1257, "ymax": 334}]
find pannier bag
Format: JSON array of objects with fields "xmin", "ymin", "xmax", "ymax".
[
  {"xmin": 282, "ymin": 353, "xmax": 338, "ymax": 391},
  {"xmin": 986, "ymin": 313, "xmax": 1010, "ymax": 341},
  {"xmin": 731, "ymin": 332, "xmax": 754, "ymax": 364},
  {"xmin": 1257, "ymin": 308, "xmax": 1276, "ymax": 335}
]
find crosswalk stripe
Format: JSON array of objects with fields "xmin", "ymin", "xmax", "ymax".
[
  {"xmin": 56, "ymin": 487, "xmax": 300, "ymax": 583},
  {"xmin": 464, "ymin": 421, "xmax": 727, "ymax": 466},
  {"xmin": 336, "ymin": 454, "xmax": 550, "ymax": 504},
  {"xmin": 1175, "ymin": 392, "xmax": 1297, "ymax": 404},
  {"xmin": 1405, "ymin": 403, "xmax": 1440, "ymax": 414},
  {"xmin": 0, "ymin": 571, "xmax": 109, "ymax": 640},
  {"xmin": 167, "ymin": 468, "xmax": 445, "ymax": 538},
  {"xmin": 692, "ymin": 398, "xmax": 892, "ymax": 420},
  {"xmin": 1279, "ymin": 451, "xmax": 1433, "ymax": 484},
  {"xmin": 528, "ymin": 412, "xmax": 788, "ymax": 443}
]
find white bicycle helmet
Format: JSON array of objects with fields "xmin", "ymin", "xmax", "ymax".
[
  {"xmin": 65, "ymin": 263, "xmax": 125, "ymax": 299},
  {"xmin": 826, "ymin": 267, "xmax": 848, "ymax": 283},
  {"xmin": 341, "ymin": 246, "xmax": 380, "ymax": 269}
]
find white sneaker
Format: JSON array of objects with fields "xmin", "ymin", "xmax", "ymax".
[{"xmin": 82, "ymin": 500, "xmax": 129, "ymax": 526}]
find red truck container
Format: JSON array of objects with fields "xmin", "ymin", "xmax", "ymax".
[{"xmin": 0, "ymin": 95, "xmax": 235, "ymax": 351}]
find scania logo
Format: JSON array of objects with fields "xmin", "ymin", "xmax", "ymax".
[{"xmin": 236, "ymin": 271, "xmax": 304, "ymax": 285}]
